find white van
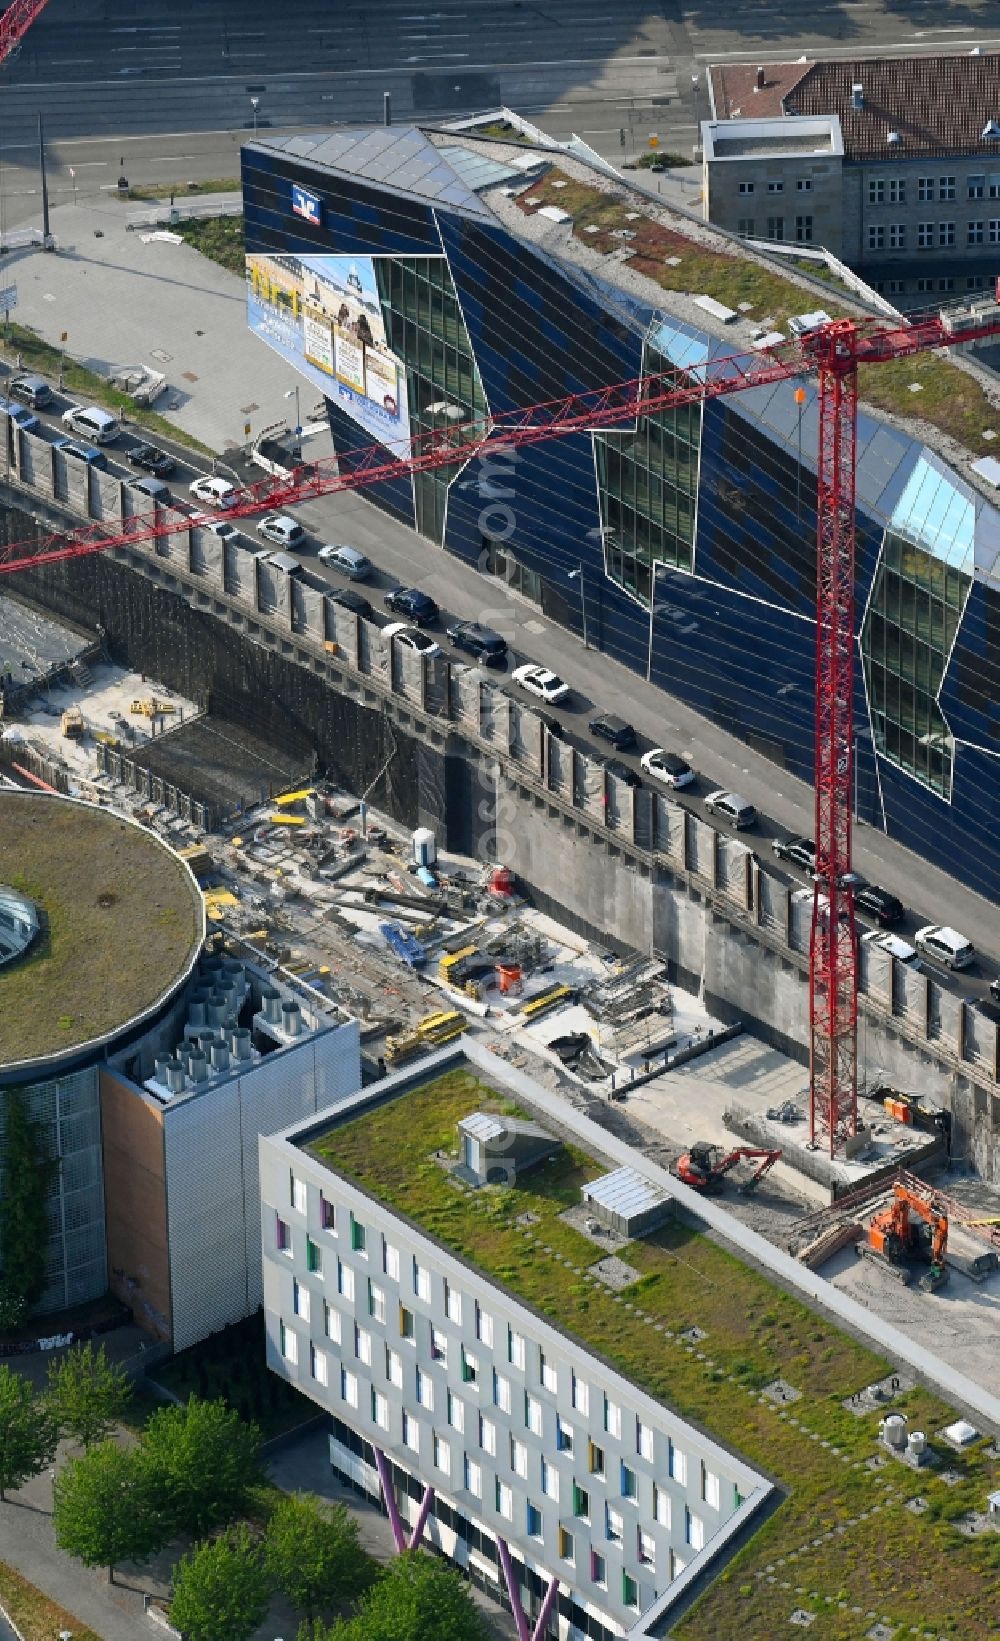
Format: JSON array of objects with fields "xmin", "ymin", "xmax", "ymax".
[
  {"xmin": 913, "ymin": 924, "xmax": 975, "ymax": 971},
  {"xmin": 60, "ymin": 403, "xmax": 121, "ymax": 444}
]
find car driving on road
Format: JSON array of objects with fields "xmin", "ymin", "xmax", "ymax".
[
  {"xmin": 327, "ymin": 587, "xmax": 374, "ymax": 619},
  {"xmin": 257, "ymin": 514, "xmax": 306, "ymax": 548},
  {"xmin": 852, "ymin": 883, "xmax": 904, "ymax": 927},
  {"xmin": 640, "ymin": 748, "xmax": 695, "ymax": 789},
  {"xmin": 382, "ymin": 623, "xmax": 441, "ymax": 658},
  {"xmin": 704, "ymin": 789, "xmax": 757, "ymax": 828},
  {"xmin": 511, "ymin": 663, "xmax": 570, "ymax": 705},
  {"xmin": 587, "ymin": 711, "xmax": 636, "ymax": 750},
  {"xmin": 446, "ymin": 620, "xmax": 509, "ymax": 664},
  {"xmin": 771, "ymin": 834, "xmax": 817, "ymax": 872},
  {"xmin": 318, "ymin": 544, "xmax": 372, "ymax": 580},
  {"xmin": 0, "ymin": 396, "xmax": 39, "ymax": 433},
  {"xmin": 189, "ymin": 475, "xmax": 239, "ymax": 509},
  {"xmin": 383, "ymin": 586, "xmax": 439, "ymax": 625},
  {"xmin": 127, "ymin": 442, "xmax": 175, "ymax": 478}
]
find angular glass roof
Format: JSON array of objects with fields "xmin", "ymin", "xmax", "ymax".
[
  {"xmin": 254, "ymin": 128, "xmax": 492, "ymax": 217},
  {"xmin": 889, "ymin": 453, "xmax": 975, "ymax": 574}
]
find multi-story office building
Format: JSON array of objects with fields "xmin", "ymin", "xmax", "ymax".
[
  {"xmin": 241, "ymin": 126, "xmax": 1000, "ymax": 902},
  {"xmin": 260, "ymin": 1051, "xmax": 770, "ymax": 1640},
  {"xmin": 706, "ymin": 53, "xmax": 1000, "ymax": 302}
]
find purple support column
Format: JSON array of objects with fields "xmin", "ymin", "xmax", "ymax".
[
  {"xmin": 496, "ymin": 1536, "xmax": 531, "ymax": 1641},
  {"xmin": 372, "ymin": 1446, "xmax": 407, "ymax": 1553},
  {"xmin": 407, "ymin": 1483, "xmax": 435, "ymax": 1551},
  {"xmin": 530, "ymin": 1574, "xmax": 560, "ymax": 1641}
]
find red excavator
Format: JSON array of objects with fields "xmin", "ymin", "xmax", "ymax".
[
  {"xmin": 861, "ymin": 1182, "xmax": 949, "ymax": 1291},
  {"xmin": 674, "ymin": 1142, "xmax": 782, "ymax": 1194}
]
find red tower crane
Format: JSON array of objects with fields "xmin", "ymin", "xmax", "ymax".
[
  {"xmin": 0, "ymin": 0, "xmax": 51, "ymax": 64},
  {"xmin": 2, "ymin": 302, "xmax": 1000, "ymax": 1152}
]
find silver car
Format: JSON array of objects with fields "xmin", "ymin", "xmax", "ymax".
[{"xmin": 318, "ymin": 544, "xmax": 373, "ymax": 580}]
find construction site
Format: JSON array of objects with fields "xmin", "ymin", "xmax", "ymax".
[{"xmin": 5, "ymin": 631, "xmax": 1000, "ymax": 1413}]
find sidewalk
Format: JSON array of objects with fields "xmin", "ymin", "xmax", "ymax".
[{"xmin": 3, "ymin": 194, "xmax": 297, "ymax": 452}]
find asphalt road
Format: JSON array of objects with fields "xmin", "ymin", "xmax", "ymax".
[{"xmin": 4, "ymin": 0, "xmax": 1000, "ymax": 220}]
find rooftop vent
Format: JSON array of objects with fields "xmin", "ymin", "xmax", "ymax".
[
  {"xmin": 887, "ymin": 130, "xmax": 901, "ymax": 144},
  {"xmin": 851, "ymin": 82, "xmax": 864, "ymax": 110},
  {"xmin": 755, "ymin": 66, "xmax": 765, "ymax": 92},
  {"xmin": 983, "ymin": 119, "xmax": 1000, "ymax": 139}
]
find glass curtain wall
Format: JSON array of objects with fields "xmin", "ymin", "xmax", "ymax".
[
  {"xmin": 375, "ymin": 257, "xmax": 487, "ymax": 542},
  {"xmin": 593, "ymin": 343, "xmax": 700, "ymax": 604},
  {"xmin": 862, "ymin": 460, "xmax": 977, "ymax": 800}
]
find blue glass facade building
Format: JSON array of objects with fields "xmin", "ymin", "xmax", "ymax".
[{"xmin": 242, "ymin": 130, "xmax": 1000, "ymax": 903}]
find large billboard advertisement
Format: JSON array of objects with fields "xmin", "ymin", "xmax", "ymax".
[{"xmin": 246, "ymin": 253, "xmax": 409, "ymax": 447}]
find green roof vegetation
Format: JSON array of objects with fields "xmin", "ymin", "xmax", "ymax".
[
  {"xmin": 0, "ymin": 793, "xmax": 202, "ymax": 1067},
  {"xmin": 176, "ymin": 214, "xmax": 246, "ymax": 279},
  {"xmin": 311, "ymin": 1066, "xmax": 1000, "ymax": 1641},
  {"xmin": 518, "ymin": 170, "xmax": 1000, "ymax": 455}
]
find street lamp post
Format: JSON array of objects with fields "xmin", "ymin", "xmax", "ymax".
[
  {"xmin": 567, "ymin": 563, "xmax": 588, "ymax": 650},
  {"xmin": 284, "ymin": 385, "xmax": 301, "ymax": 452},
  {"xmin": 250, "ymin": 97, "xmax": 260, "ymax": 137},
  {"xmin": 646, "ymin": 563, "xmax": 663, "ymax": 681}
]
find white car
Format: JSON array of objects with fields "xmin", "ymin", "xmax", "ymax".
[
  {"xmin": 382, "ymin": 622, "xmax": 441, "ymax": 658},
  {"xmin": 640, "ymin": 748, "xmax": 695, "ymax": 789},
  {"xmin": 256, "ymin": 513, "xmax": 306, "ymax": 547},
  {"xmin": 861, "ymin": 930, "xmax": 921, "ymax": 969},
  {"xmin": 510, "ymin": 662, "xmax": 570, "ymax": 705},
  {"xmin": 189, "ymin": 475, "xmax": 239, "ymax": 509}
]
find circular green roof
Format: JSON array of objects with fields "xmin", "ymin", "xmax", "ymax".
[{"xmin": 0, "ymin": 792, "xmax": 203, "ymax": 1073}]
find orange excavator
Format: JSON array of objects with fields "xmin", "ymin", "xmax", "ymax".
[
  {"xmin": 674, "ymin": 1142, "xmax": 782, "ymax": 1194},
  {"xmin": 862, "ymin": 1182, "xmax": 949, "ymax": 1291}
]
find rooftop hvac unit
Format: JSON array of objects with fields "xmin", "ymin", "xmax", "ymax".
[{"xmin": 229, "ymin": 1027, "xmax": 252, "ymax": 1061}]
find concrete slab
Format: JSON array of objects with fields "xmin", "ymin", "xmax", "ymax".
[{"xmin": 6, "ymin": 196, "xmax": 302, "ymax": 452}]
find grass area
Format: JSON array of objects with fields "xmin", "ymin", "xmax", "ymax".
[
  {"xmin": 0, "ymin": 1561, "xmax": 101, "ymax": 1641},
  {"xmin": 124, "ymin": 176, "xmax": 240, "ymax": 202},
  {"xmin": 519, "ymin": 170, "xmax": 1000, "ymax": 452},
  {"xmin": 0, "ymin": 792, "xmax": 202, "ymax": 1066},
  {"xmin": 0, "ymin": 322, "xmax": 216, "ymax": 457},
  {"xmin": 176, "ymin": 214, "xmax": 246, "ymax": 278},
  {"xmin": 633, "ymin": 149, "xmax": 692, "ymax": 169},
  {"xmin": 152, "ymin": 1311, "xmax": 322, "ymax": 1441},
  {"xmin": 311, "ymin": 1067, "xmax": 1000, "ymax": 1641}
]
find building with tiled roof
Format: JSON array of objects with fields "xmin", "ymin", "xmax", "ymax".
[{"xmin": 704, "ymin": 53, "xmax": 1000, "ymax": 302}]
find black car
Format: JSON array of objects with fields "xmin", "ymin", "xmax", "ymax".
[
  {"xmin": 605, "ymin": 758, "xmax": 642, "ymax": 789},
  {"xmin": 383, "ymin": 586, "xmax": 439, "ymax": 626},
  {"xmin": 126, "ymin": 441, "xmax": 175, "ymax": 478},
  {"xmin": 327, "ymin": 587, "xmax": 374, "ymax": 619},
  {"xmin": 446, "ymin": 620, "xmax": 508, "ymax": 664},
  {"xmin": 772, "ymin": 834, "xmax": 817, "ymax": 872},
  {"xmin": 853, "ymin": 883, "xmax": 904, "ymax": 926},
  {"xmin": 588, "ymin": 711, "xmax": 636, "ymax": 751}
]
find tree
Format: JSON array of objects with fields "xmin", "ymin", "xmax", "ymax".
[
  {"xmin": 52, "ymin": 1440, "xmax": 165, "ymax": 1583},
  {"xmin": 264, "ymin": 1492, "xmax": 368, "ymax": 1620},
  {"xmin": 143, "ymin": 1396, "xmax": 261, "ymax": 1538},
  {"xmin": 306, "ymin": 1552, "xmax": 492, "ymax": 1641},
  {"xmin": 169, "ymin": 1527, "xmax": 272, "ymax": 1641},
  {"xmin": 0, "ymin": 1364, "xmax": 56, "ymax": 1500},
  {"xmin": 47, "ymin": 1341, "xmax": 132, "ymax": 1449},
  {"xmin": 0, "ymin": 1089, "xmax": 57, "ymax": 1324}
]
